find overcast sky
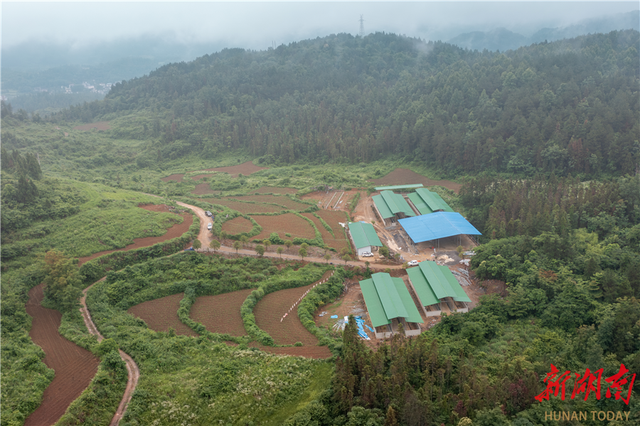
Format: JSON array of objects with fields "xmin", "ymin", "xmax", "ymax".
[{"xmin": 2, "ymin": 2, "xmax": 638, "ymax": 50}]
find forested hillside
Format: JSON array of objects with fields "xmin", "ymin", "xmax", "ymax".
[{"xmin": 49, "ymin": 30, "xmax": 640, "ymax": 177}]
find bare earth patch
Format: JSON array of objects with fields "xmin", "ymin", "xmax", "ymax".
[
  {"xmin": 128, "ymin": 293, "xmax": 198, "ymax": 336},
  {"xmin": 221, "ymin": 217, "xmax": 254, "ymax": 235},
  {"xmin": 24, "ymin": 284, "xmax": 100, "ymax": 426},
  {"xmin": 73, "ymin": 121, "xmax": 111, "ymax": 131},
  {"xmin": 190, "ymin": 174, "xmax": 214, "ymax": 181},
  {"xmin": 204, "ymin": 161, "xmax": 267, "ymax": 177},
  {"xmin": 252, "ymin": 213, "xmax": 316, "ymax": 241},
  {"xmin": 190, "ymin": 289, "xmax": 254, "ymax": 336},
  {"xmin": 369, "ymin": 168, "xmax": 461, "ymax": 193},
  {"xmin": 161, "ymin": 174, "xmax": 184, "ymax": 183},
  {"xmin": 191, "ymin": 183, "xmax": 218, "ymax": 195}
]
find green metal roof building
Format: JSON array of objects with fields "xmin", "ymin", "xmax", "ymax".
[
  {"xmin": 360, "ymin": 272, "xmax": 423, "ymax": 338},
  {"xmin": 371, "ymin": 190, "xmax": 415, "ymax": 225},
  {"xmin": 348, "ymin": 222, "xmax": 383, "ymax": 256},
  {"xmin": 406, "ymin": 260, "xmax": 471, "ymax": 315},
  {"xmin": 406, "ymin": 188, "xmax": 454, "ymax": 215},
  {"xmin": 374, "ymin": 184, "xmax": 424, "ymax": 191}
]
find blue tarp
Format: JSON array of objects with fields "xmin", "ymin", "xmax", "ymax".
[{"xmin": 399, "ymin": 212, "xmax": 482, "ymax": 243}]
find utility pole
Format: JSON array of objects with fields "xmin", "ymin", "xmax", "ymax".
[{"xmin": 359, "ymin": 15, "xmax": 365, "ymax": 37}]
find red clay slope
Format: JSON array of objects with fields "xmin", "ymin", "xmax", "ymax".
[{"xmin": 24, "ymin": 284, "xmax": 100, "ymax": 426}]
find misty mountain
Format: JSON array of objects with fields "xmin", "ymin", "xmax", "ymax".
[{"xmin": 448, "ymin": 10, "xmax": 639, "ymax": 52}]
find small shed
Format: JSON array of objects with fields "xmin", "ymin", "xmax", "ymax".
[
  {"xmin": 348, "ymin": 221, "xmax": 383, "ymax": 256},
  {"xmin": 406, "ymin": 260, "xmax": 471, "ymax": 315},
  {"xmin": 371, "ymin": 190, "xmax": 415, "ymax": 225}
]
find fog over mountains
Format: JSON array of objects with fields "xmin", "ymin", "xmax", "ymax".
[{"xmin": 2, "ymin": 7, "xmax": 638, "ymax": 113}]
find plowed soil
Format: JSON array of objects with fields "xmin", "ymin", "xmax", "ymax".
[
  {"xmin": 191, "ymin": 183, "xmax": 217, "ymax": 195},
  {"xmin": 73, "ymin": 121, "xmax": 111, "ymax": 131},
  {"xmin": 77, "ymin": 205, "xmax": 192, "ymax": 266},
  {"xmin": 221, "ymin": 217, "xmax": 254, "ymax": 235},
  {"xmin": 128, "ymin": 293, "xmax": 198, "ymax": 336},
  {"xmin": 204, "ymin": 161, "xmax": 267, "ymax": 177},
  {"xmin": 302, "ymin": 213, "xmax": 349, "ymax": 251},
  {"xmin": 252, "ymin": 213, "xmax": 316, "ymax": 241},
  {"xmin": 202, "ymin": 198, "xmax": 284, "ymax": 214},
  {"xmin": 190, "ymin": 289, "xmax": 254, "ymax": 336},
  {"xmin": 254, "ymin": 272, "xmax": 333, "ymax": 348},
  {"xmin": 369, "ymin": 169, "xmax": 461, "ymax": 193},
  {"xmin": 316, "ymin": 210, "xmax": 350, "ymax": 237},
  {"xmin": 161, "ymin": 174, "xmax": 184, "ymax": 183},
  {"xmin": 24, "ymin": 284, "xmax": 100, "ymax": 426},
  {"xmin": 253, "ymin": 186, "xmax": 298, "ymax": 194}
]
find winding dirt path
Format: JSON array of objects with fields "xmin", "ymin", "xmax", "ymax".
[{"xmin": 79, "ymin": 279, "xmax": 140, "ymax": 426}]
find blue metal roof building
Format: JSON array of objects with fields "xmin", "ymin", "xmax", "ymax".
[{"xmin": 398, "ymin": 212, "xmax": 482, "ymax": 243}]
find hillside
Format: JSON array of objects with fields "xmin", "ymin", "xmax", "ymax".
[{"xmin": 34, "ymin": 30, "xmax": 640, "ymax": 178}]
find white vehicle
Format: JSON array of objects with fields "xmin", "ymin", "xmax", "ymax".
[
  {"xmin": 361, "ymin": 252, "xmax": 374, "ymax": 257},
  {"xmin": 207, "ymin": 222, "xmax": 213, "ymax": 230},
  {"xmin": 407, "ymin": 260, "xmax": 419, "ymax": 266}
]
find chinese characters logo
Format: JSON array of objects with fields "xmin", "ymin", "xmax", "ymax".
[{"xmin": 535, "ymin": 364, "xmax": 635, "ymax": 405}]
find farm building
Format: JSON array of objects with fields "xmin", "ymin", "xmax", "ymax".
[
  {"xmin": 398, "ymin": 212, "xmax": 482, "ymax": 246},
  {"xmin": 359, "ymin": 272, "xmax": 423, "ymax": 339},
  {"xmin": 406, "ymin": 187, "xmax": 454, "ymax": 215},
  {"xmin": 406, "ymin": 260, "xmax": 471, "ymax": 316},
  {"xmin": 348, "ymin": 221, "xmax": 383, "ymax": 256},
  {"xmin": 374, "ymin": 184, "xmax": 424, "ymax": 191},
  {"xmin": 371, "ymin": 190, "xmax": 415, "ymax": 225}
]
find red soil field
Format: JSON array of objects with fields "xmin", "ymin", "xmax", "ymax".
[
  {"xmin": 253, "ymin": 271, "xmax": 333, "ymax": 358},
  {"xmin": 221, "ymin": 217, "xmax": 254, "ymax": 235},
  {"xmin": 235, "ymin": 194, "xmax": 308, "ymax": 211},
  {"xmin": 252, "ymin": 213, "xmax": 316, "ymax": 241},
  {"xmin": 190, "ymin": 174, "xmax": 214, "ymax": 180},
  {"xmin": 128, "ymin": 293, "xmax": 198, "ymax": 336},
  {"xmin": 253, "ymin": 186, "xmax": 298, "ymax": 195},
  {"xmin": 73, "ymin": 121, "xmax": 111, "ymax": 131},
  {"xmin": 302, "ymin": 213, "xmax": 349, "ymax": 251},
  {"xmin": 369, "ymin": 168, "xmax": 462, "ymax": 193},
  {"xmin": 77, "ymin": 205, "xmax": 193, "ymax": 266},
  {"xmin": 316, "ymin": 210, "xmax": 350, "ymax": 235},
  {"xmin": 204, "ymin": 161, "xmax": 267, "ymax": 177},
  {"xmin": 161, "ymin": 174, "xmax": 184, "ymax": 183},
  {"xmin": 201, "ymin": 198, "xmax": 284, "ymax": 214},
  {"xmin": 24, "ymin": 284, "xmax": 100, "ymax": 426},
  {"xmin": 191, "ymin": 183, "xmax": 218, "ymax": 195},
  {"xmin": 190, "ymin": 289, "xmax": 254, "ymax": 336}
]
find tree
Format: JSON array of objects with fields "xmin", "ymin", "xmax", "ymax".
[
  {"xmin": 233, "ymin": 240, "xmax": 242, "ymax": 253},
  {"xmin": 255, "ymin": 244, "xmax": 265, "ymax": 257},
  {"xmin": 285, "ymin": 240, "xmax": 293, "ymax": 252},
  {"xmin": 324, "ymin": 253, "xmax": 332, "ymax": 263},
  {"xmin": 209, "ymin": 239, "xmax": 221, "ymax": 252},
  {"xmin": 277, "ymin": 247, "xmax": 284, "ymax": 258},
  {"xmin": 379, "ymin": 246, "xmax": 390, "ymax": 258},
  {"xmin": 343, "ymin": 254, "xmax": 352, "ymax": 265},
  {"xmin": 192, "ymin": 239, "xmax": 202, "ymax": 249},
  {"xmin": 43, "ymin": 250, "xmax": 83, "ymax": 312},
  {"xmin": 240, "ymin": 235, "xmax": 249, "ymax": 248},
  {"xmin": 263, "ymin": 239, "xmax": 271, "ymax": 252},
  {"xmin": 299, "ymin": 247, "xmax": 308, "ymax": 260}
]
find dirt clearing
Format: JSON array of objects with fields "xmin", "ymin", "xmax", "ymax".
[
  {"xmin": 204, "ymin": 161, "xmax": 267, "ymax": 177},
  {"xmin": 190, "ymin": 289, "xmax": 254, "ymax": 336}
]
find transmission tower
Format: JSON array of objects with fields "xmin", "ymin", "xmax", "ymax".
[{"xmin": 359, "ymin": 15, "xmax": 365, "ymax": 37}]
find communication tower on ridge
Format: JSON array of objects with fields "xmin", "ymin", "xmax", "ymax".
[{"xmin": 359, "ymin": 15, "xmax": 365, "ymax": 37}]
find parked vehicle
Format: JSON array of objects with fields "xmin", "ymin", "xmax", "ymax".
[
  {"xmin": 361, "ymin": 252, "xmax": 374, "ymax": 257},
  {"xmin": 207, "ymin": 222, "xmax": 213, "ymax": 230},
  {"xmin": 205, "ymin": 211, "xmax": 213, "ymax": 217},
  {"xmin": 407, "ymin": 260, "xmax": 419, "ymax": 266}
]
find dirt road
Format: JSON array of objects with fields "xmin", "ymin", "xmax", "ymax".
[{"xmin": 80, "ymin": 278, "xmax": 140, "ymax": 426}]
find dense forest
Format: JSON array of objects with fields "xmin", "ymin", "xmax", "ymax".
[
  {"xmin": 42, "ymin": 30, "xmax": 640, "ymax": 177},
  {"xmin": 1, "ymin": 30, "xmax": 639, "ymax": 426}
]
